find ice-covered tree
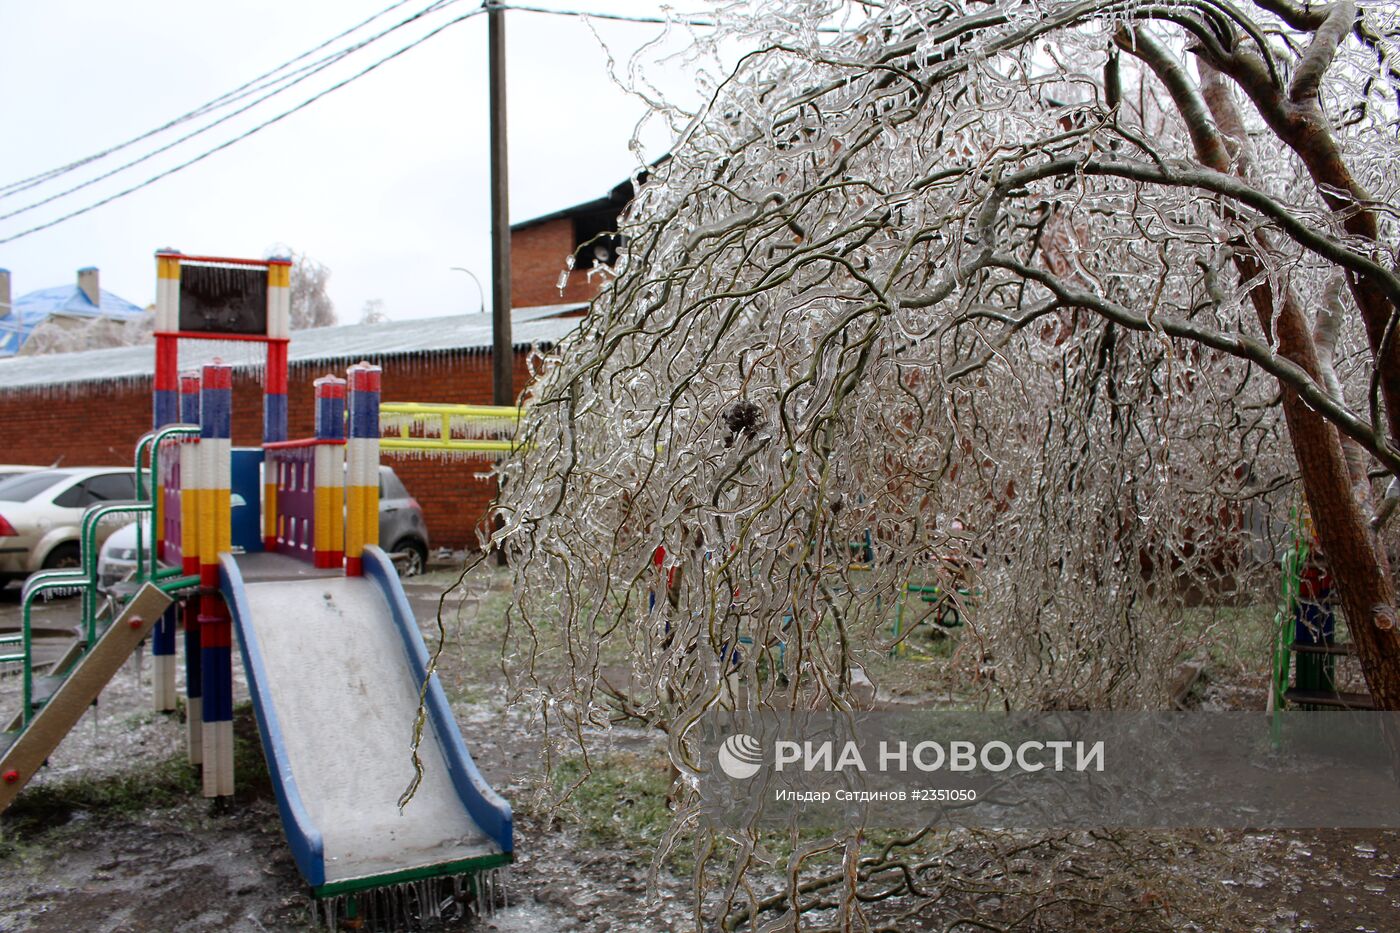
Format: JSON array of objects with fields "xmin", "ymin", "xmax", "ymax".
[
  {"xmin": 456, "ymin": 0, "xmax": 1400, "ymax": 924},
  {"xmin": 266, "ymin": 245, "xmax": 336, "ymax": 329}
]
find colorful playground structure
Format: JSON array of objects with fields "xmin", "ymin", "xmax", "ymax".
[{"xmin": 0, "ymin": 252, "xmax": 519, "ymax": 924}]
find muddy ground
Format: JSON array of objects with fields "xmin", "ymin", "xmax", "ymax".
[
  {"xmin": 0, "ymin": 572, "xmax": 694, "ymax": 933},
  {"xmin": 1, "ymin": 573, "xmax": 1397, "ymax": 932}
]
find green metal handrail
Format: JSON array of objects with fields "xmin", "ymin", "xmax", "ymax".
[
  {"xmin": 14, "ymin": 564, "xmax": 197, "ymax": 728},
  {"xmin": 8, "ymin": 422, "xmax": 208, "ymax": 732},
  {"xmin": 10, "ymin": 425, "xmax": 204, "ymax": 730},
  {"xmin": 156, "ymin": 574, "xmax": 200, "ymax": 594},
  {"xmin": 18, "ymin": 572, "xmax": 94, "ymax": 726},
  {"xmin": 0, "ymin": 631, "xmax": 23, "ymax": 667},
  {"xmin": 133, "ymin": 432, "xmax": 156, "ymax": 500},
  {"xmin": 79, "ymin": 502, "xmax": 152, "ymax": 640},
  {"xmin": 133, "ymin": 430, "xmax": 156, "ymax": 582}
]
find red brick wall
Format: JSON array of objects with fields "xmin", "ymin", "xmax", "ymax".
[
  {"xmin": 511, "ymin": 217, "xmax": 603, "ymax": 308},
  {"xmin": 0, "ymin": 350, "xmax": 537, "ymax": 550}
]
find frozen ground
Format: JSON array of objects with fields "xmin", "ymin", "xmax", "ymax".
[
  {"xmin": 1, "ymin": 577, "xmax": 1398, "ymax": 932},
  {"xmin": 0, "ymin": 575, "xmax": 692, "ymax": 933}
]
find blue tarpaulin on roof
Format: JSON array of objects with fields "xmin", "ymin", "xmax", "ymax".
[{"xmin": 0, "ymin": 283, "xmax": 145, "ymax": 356}]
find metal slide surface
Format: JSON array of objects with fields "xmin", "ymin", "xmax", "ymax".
[{"xmin": 221, "ymin": 548, "xmax": 511, "ymax": 895}]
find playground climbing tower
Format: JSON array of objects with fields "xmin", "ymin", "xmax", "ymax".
[
  {"xmin": 3, "ymin": 249, "xmax": 513, "ymax": 925},
  {"xmin": 151, "ymin": 252, "xmax": 291, "ymax": 794}
]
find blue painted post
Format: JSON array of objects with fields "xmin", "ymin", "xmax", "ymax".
[{"xmin": 198, "ymin": 361, "xmax": 234, "ymax": 798}]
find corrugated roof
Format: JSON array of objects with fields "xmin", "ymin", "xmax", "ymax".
[
  {"xmin": 0, "ymin": 303, "xmax": 585, "ymax": 393},
  {"xmin": 0, "ymin": 284, "xmax": 147, "ymax": 356}
]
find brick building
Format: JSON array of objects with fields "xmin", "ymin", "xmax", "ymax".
[
  {"xmin": 0, "ymin": 174, "xmax": 649, "ymax": 548},
  {"xmin": 510, "ymin": 175, "xmax": 637, "ymax": 308},
  {"xmin": 0, "ymin": 306, "xmax": 582, "ymax": 549}
]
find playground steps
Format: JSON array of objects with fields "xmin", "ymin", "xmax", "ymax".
[
  {"xmin": 1282, "ymin": 687, "xmax": 1375, "ymax": 710},
  {"xmin": 0, "ymin": 584, "xmax": 172, "ymax": 813},
  {"xmin": 2, "ymin": 632, "xmax": 90, "ymax": 733},
  {"xmin": 1289, "ymin": 641, "xmax": 1355, "ymax": 656},
  {"xmin": 1281, "ymin": 637, "xmax": 1374, "ymax": 710}
]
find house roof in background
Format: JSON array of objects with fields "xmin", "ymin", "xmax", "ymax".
[
  {"xmin": 0, "ymin": 303, "xmax": 586, "ymax": 393},
  {"xmin": 512, "ymin": 174, "xmax": 645, "ymax": 230},
  {"xmin": 0, "ymin": 283, "xmax": 147, "ymax": 356},
  {"xmin": 14, "ymin": 283, "xmax": 145, "ymax": 319}
]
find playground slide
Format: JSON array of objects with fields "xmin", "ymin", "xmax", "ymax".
[{"xmin": 220, "ymin": 546, "xmax": 511, "ymax": 898}]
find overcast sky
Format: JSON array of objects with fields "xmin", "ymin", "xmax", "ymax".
[{"xmin": 0, "ymin": 1, "xmax": 719, "ymax": 322}]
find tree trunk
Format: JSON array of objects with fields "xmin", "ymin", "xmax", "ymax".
[{"xmin": 1123, "ymin": 29, "xmax": 1400, "ymax": 707}]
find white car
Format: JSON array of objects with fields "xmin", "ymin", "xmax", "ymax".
[
  {"xmin": 96, "ymin": 493, "xmax": 244, "ymax": 592},
  {"xmin": 0, "ymin": 465, "xmax": 42, "ymax": 482},
  {"xmin": 0, "ymin": 468, "xmax": 140, "ymax": 586},
  {"xmin": 96, "ymin": 522, "xmax": 146, "ymax": 592}
]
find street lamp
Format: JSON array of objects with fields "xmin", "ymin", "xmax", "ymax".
[{"xmin": 448, "ymin": 266, "xmax": 485, "ymax": 316}]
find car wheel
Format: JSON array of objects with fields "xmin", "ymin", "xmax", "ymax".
[
  {"xmin": 394, "ymin": 539, "xmax": 428, "ymax": 577},
  {"xmin": 42, "ymin": 542, "xmax": 82, "ymax": 571}
]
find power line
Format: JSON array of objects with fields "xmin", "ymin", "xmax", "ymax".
[
  {"xmin": 504, "ymin": 3, "xmax": 845, "ymax": 32},
  {"xmin": 505, "ymin": 3, "xmax": 727, "ymax": 27},
  {"xmin": 0, "ymin": 0, "xmax": 428, "ymax": 199},
  {"xmin": 0, "ymin": 7, "xmax": 488, "ymax": 246},
  {"xmin": 0, "ymin": 3, "xmax": 852, "ymax": 246},
  {"xmin": 0, "ymin": 0, "xmax": 469, "ymax": 223},
  {"xmin": 0, "ymin": 0, "xmax": 794, "ymax": 204}
]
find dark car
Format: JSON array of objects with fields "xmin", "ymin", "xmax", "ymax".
[{"xmin": 378, "ymin": 465, "xmax": 430, "ymax": 575}]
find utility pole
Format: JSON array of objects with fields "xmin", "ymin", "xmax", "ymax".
[{"xmin": 488, "ymin": 0, "xmax": 513, "ymax": 406}]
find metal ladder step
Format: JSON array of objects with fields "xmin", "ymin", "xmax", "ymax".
[
  {"xmin": 3, "ymin": 638, "xmax": 88, "ymax": 733},
  {"xmin": 29, "ymin": 675, "xmax": 64, "ymax": 708},
  {"xmin": 1289, "ymin": 641, "xmax": 1355, "ymax": 656},
  {"xmin": 1283, "ymin": 688, "xmax": 1375, "ymax": 710}
]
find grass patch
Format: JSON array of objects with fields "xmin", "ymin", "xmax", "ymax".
[
  {"xmin": 1, "ymin": 750, "xmax": 199, "ymax": 842},
  {"xmin": 123, "ymin": 709, "xmax": 159, "ymax": 729},
  {"xmin": 411, "ymin": 569, "xmax": 474, "ymax": 589},
  {"xmin": 1181, "ymin": 603, "xmax": 1277, "ymax": 677},
  {"xmin": 1, "ymin": 702, "xmax": 272, "ymax": 852},
  {"xmin": 551, "ymin": 751, "xmax": 675, "ymax": 854},
  {"xmin": 232, "ymin": 701, "xmax": 272, "ymax": 802}
]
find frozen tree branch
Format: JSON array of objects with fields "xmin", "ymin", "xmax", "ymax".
[
  {"xmin": 424, "ymin": 1, "xmax": 1400, "ymax": 925},
  {"xmin": 1290, "ymin": 0, "xmax": 1357, "ymax": 103}
]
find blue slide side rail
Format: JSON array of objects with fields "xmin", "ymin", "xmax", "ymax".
[
  {"xmin": 220, "ymin": 554, "xmax": 327, "ymax": 886},
  {"xmin": 362, "ymin": 545, "xmax": 514, "ymax": 853}
]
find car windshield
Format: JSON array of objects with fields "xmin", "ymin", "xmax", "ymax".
[{"xmin": 0, "ymin": 470, "xmax": 67, "ymax": 502}]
